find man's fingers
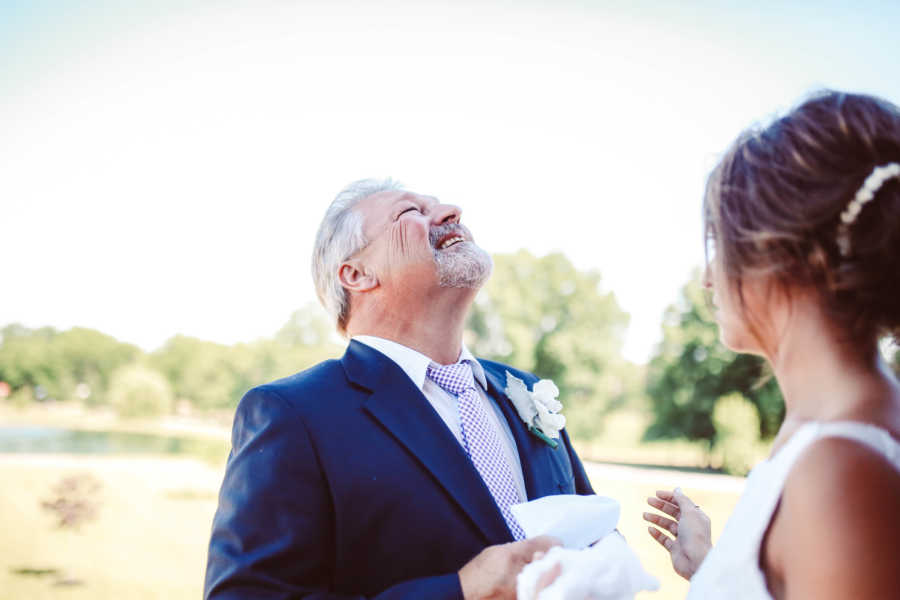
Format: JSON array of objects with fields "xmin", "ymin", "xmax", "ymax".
[
  {"xmin": 643, "ymin": 512, "xmax": 678, "ymax": 535},
  {"xmin": 522, "ymin": 535, "xmax": 561, "ymax": 557},
  {"xmin": 655, "ymin": 490, "xmax": 675, "ymax": 502},
  {"xmin": 647, "ymin": 496, "xmax": 681, "ymax": 519},
  {"xmin": 647, "ymin": 526, "xmax": 674, "ymax": 552}
]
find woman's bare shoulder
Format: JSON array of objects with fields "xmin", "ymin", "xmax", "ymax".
[{"xmin": 766, "ymin": 436, "xmax": 900, "ymax": 598}]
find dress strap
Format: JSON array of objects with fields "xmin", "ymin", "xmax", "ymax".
[{"xmin": 810, "ymin": 421, "xmax": 900, "ymax": 466}]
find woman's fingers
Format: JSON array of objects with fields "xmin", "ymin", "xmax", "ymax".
[
  {"xmin": 655, "ymin": 490, "xmax": 675, "ymax": 502},
  {"xmin": 672, "ymin": 487, "xmax": 699, "ymax": 511},
  {"xmin": 647, "ymin": 525, "xmax": 674, "ymax": 552},
  {"xmin": 643, "ymin": 512, "xmax": 678, "ymax": 535},
  {"xmin": 647, "ymin": 496, "xmax": 681, "ymax": 519}
]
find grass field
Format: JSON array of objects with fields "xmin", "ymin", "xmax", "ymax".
[
  {"xmin": 0, "ymin": 454, "xmax": 223, "ymax": 600},
  {"xmin": 584, "ymin": 462, "xmax": 743, "ymax": 600},
  {"xmin": 0, "ymin": 450, "xmax": 742, "ymax": 600}
]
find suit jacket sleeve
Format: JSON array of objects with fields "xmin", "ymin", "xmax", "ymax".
[{"xmin": 204, "ymin": 387, "xmax": 463, "ymax": 600}]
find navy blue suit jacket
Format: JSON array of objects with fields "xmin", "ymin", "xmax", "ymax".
[{"xmin": 205, "ymin": 340, "xmax": 594, "ymax": 599}]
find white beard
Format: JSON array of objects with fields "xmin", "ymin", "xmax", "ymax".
[{"xmin": 433, "ymin": 241, "xmax": 493, "ymax": 288}]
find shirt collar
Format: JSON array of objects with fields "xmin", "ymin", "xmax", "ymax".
[
  {"xmin": 457, "ymin": 344, "xmax": 488, "ymax": 390},
  {"xmin": 352, "ymin": 335, "xmax": 486, "ymax": 391}
]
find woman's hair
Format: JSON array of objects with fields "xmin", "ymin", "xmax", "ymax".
[{"xmin": 704, "ymin": 90, "xmax": 900, "ymax": 346}]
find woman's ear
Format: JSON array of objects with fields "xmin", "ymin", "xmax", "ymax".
[{"xmin": 338, "ymin": 260, "xmax": 378, "ymax": 293}]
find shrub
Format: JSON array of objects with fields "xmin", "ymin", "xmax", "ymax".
[
  {"xmin": 107, "ymin": 365, "xmax": 174, "ymax": 417},
  {"xmin": 712, "ymin": 393, "xmax": 761, "ymax": 475},
  {"xmin": 7, "ymin": 385, "xmax": 35, "ymax": 408}
]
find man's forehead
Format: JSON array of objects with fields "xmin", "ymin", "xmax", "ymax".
[{"xmin": 365, "ymin": 190, "xmax": 437, "ymax": 206}]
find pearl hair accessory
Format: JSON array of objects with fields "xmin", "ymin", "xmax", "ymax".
[{"xmin": 837, "ymin": 162, "xmax": 900, "ymax": 256}]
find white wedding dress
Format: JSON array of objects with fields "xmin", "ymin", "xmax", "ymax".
[{"xmin": 686, "ymin": 421, "xmax": 900, "ymax": 599}]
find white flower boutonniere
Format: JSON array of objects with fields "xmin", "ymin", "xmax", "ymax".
[{"xmin": 504, "ymin": 371, "xmax": 566, "ymax": 449}]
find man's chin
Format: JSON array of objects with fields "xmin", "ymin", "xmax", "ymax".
[
  {"xmin": 438, "ymin": 273, "xmax": 490, "ymax": 290},
  {"xmin": 434, "ymin": 247, "xmax": 492, "ymax": 289}
]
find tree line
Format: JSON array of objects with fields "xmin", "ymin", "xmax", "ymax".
[
  {"xmin": 3, "ymin": 251, "xmax": 897, "ymax": 471},
  {"xmin": 0, "ymin": 308, "xmax": 343, "ymax": 417}
]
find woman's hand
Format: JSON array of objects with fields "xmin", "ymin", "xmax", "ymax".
[{"xmin": 643, "ymin": 487, "xmax": 712, "ymax": 580}]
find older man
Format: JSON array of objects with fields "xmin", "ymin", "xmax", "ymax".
[{"xmin": 204, "ymin": 179, "xmax": 594, "ymax": 599}]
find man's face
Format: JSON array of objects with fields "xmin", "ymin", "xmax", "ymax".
[{"xmin": 352, "ymin": 190, "xmax": 492, "ymax": 291}]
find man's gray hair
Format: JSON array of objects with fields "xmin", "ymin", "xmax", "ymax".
[{"xmin": 312, "ymin": 178, "xmax": 404, "ymax": 333}]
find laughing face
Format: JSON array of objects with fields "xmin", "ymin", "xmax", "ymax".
[{"xmin": 351, "ymin": 189, "xmax": 492, "ymax": 292}]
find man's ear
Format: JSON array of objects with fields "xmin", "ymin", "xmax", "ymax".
[{"xmin": 338, "ymin": 260, "xmax": 378, "ymax": 293}]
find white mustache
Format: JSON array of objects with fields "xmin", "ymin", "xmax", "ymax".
[{"xmin": 428, "ymin": 223, "xmax": 468, "ymax": 248}]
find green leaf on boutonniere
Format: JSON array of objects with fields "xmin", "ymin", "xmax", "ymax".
[{"xmin": 528, "ymin": 425, "xmax": 559, "ymax": 449}]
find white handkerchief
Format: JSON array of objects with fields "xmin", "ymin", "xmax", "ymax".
[
  {"xmin": 517, "ymin": 533, "xmax": 660, "ymax": 600},
  {"xmin": 510, "ymin": 494, "xmax": 620, "ymax": 549}
]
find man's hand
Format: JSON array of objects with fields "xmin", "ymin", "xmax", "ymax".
[
  {"xmin": 530, "ymin": 556, "xmax": 562, "ymax": 600},
  {"xmin": 643, "ymin": 487, "xmax": 712, "ymax": 580},
  {"xmin": 459, "ymin": 536, "xmax": 560, "ymax": 600}
]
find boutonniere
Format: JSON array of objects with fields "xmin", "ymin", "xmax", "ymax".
[{"xmin": 504, "ymin": 371, "xmax": 566, "ymax": 449}]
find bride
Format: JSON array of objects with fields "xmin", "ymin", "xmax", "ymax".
[{"xmin": 642, "ymin": 90, "xmax": 900, "ymax": 598}]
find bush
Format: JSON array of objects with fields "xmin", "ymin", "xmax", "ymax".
[
  {"xmin": 7, "ymin": 386, "xmax": 35, "ymax": 408},
  {"xmin": 712, "ymin": 393, "xmax": 761, "ymax": 475},
  {"xmin": 107, "ymin": 365, "xmax": 174, "ymax": 418}
]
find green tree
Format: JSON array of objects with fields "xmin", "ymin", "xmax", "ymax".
[
  {"xmin": 0, "ymin": 324, "xmax": 139, "ymax": 404},
  {"xmin": 229, "ymin": 305, "xmax": 343, "ymax": 403},
  {"xmin": 149, "ymin": 304, "xmax": 341, "ymax": 412},
  {"xmin": 465, "ymin": 251, "xmax": 632, "ymax": 440},
  {"xmin": 273, "ymin": 303, "xmax": 337, "ymax": 349},
  {"xmin": 53, "ymin": 328, "xmax": 141, "ymax": 404},
  {"xmin": 150, "ymin": 336, "xmax": 238, "ymax": 411},
  {"xmin": 0, "ymin": 325, "xmax": 66, "ymax": 400},
  {"xmin": 644, "ymin": 271, "xmax": 784, "ymax": 449}
]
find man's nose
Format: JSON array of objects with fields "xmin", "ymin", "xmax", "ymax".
[{"xmin": 432, "ymin": 203, "xmax": 461, "ymax": 226}]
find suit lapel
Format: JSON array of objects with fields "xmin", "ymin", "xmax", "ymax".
[
  {"xmin": 480, "ymin": 364, "xmax": 560, "ymax": 500},
  {"xmin": 342, "ymin": 341, "xmax": 513, "ymax": 545}
]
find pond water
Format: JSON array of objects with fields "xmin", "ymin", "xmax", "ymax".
[{"xmin": 0, "ymin": 426, "xmax": 229, "ymax": 462}]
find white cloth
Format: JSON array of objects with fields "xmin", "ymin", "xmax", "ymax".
[
  {"xmin": 511, "ymin": 494, "xmax": 620, "ymax": 549},
  {"xmin": 515, "ymin": 495, "xmax": 659, "ymax": 600},
  {"xmin": 352, "ymin": 335, "xmax": 526, "ymax": 501},
  {"xmin": 688, "ymin": 421, "xmax": 900, "ymax": 599}
]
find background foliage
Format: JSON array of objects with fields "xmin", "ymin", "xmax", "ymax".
[
  {"xmin": 465, "ymin": 251, "xmax": 642, "ymax": 439},
  {"xmin": 0, "ymin": 305, "xmax": 342, "ymax": 417},
  {"xmin": 0, "ymin": 325, "xmax": 140, "ymax": 406},
  {"xmin": 643, "ymin": 271, "xmax": 785, "ymax": 458},
  {"xmin": 5, "ymin": 253, "xmax": 897, "ymax": 473}
]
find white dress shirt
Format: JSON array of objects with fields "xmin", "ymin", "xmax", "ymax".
[{"xmin": 353, "ymin": 335, "xmax": 527, "ymax": 502}]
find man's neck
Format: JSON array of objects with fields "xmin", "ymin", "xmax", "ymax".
[{"xmin": 347, "ymin": 287, "xmax": 477, "ymax": 365}]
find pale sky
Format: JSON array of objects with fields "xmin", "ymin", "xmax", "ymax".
[{"xmin": 2, "ymin": 0, "xmax": 899, "ymax": 363}]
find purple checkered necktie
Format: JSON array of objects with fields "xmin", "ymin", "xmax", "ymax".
[{"xmin": 426, "ymin": 360, "xmax": 526, "ymax": 540}]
